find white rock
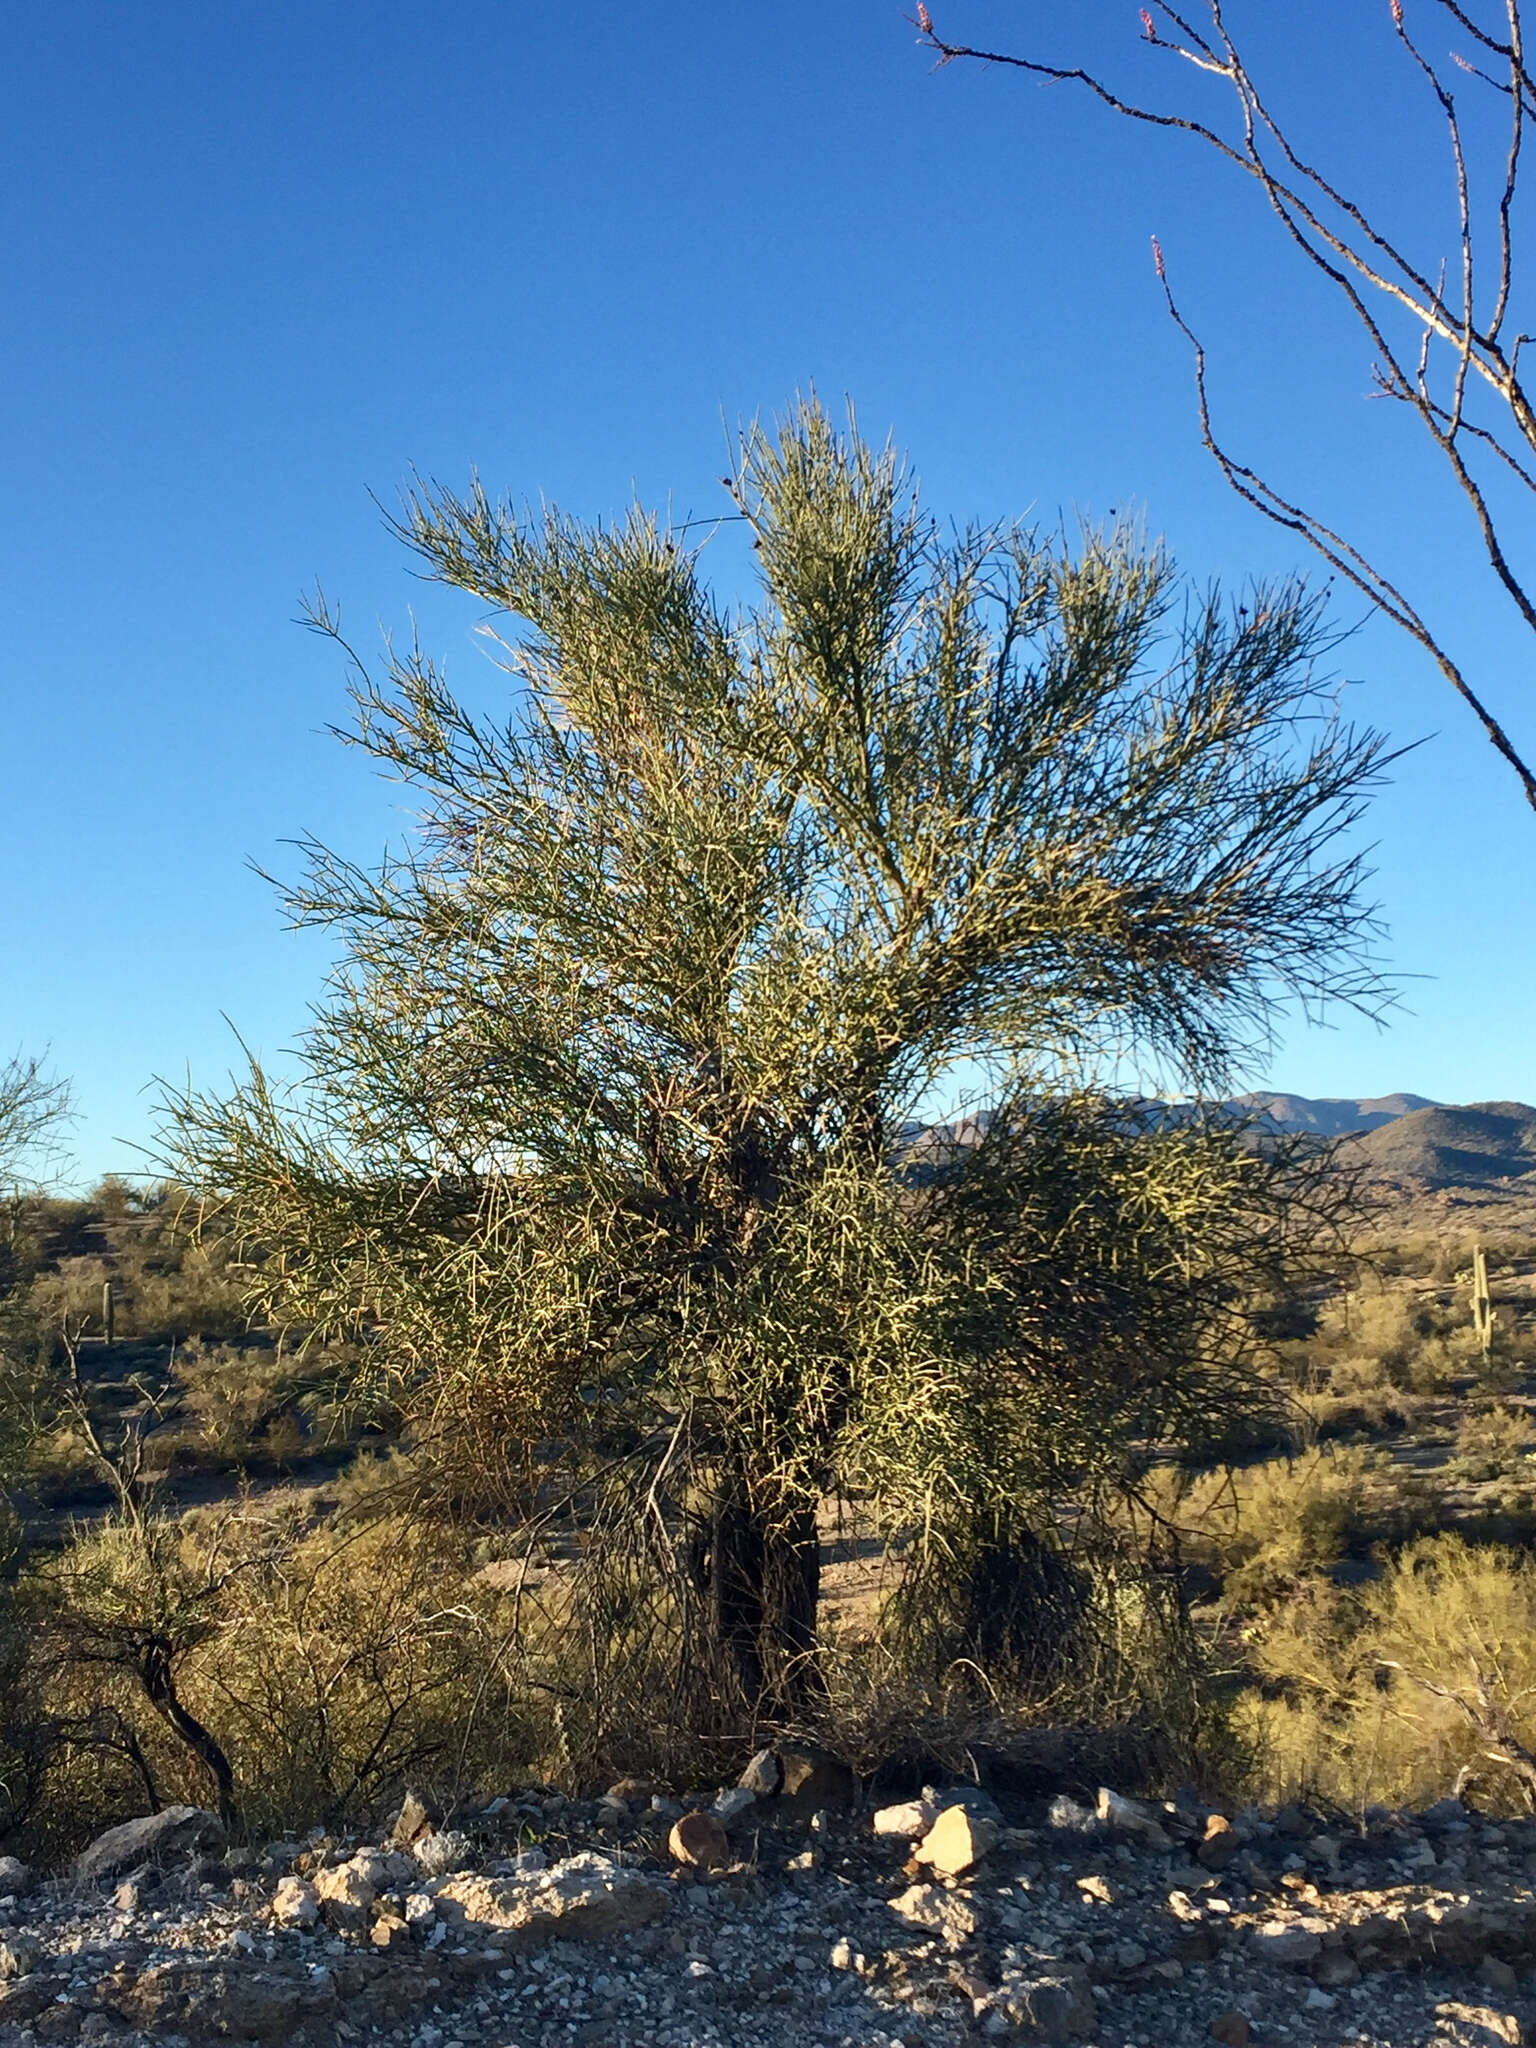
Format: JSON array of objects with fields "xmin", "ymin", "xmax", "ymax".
[
  {"xmin": 913, "ymin": 1804, "xmax": 998, "ymax": 1879},
  {"xmin": 314, "ymin": 1860, "xmax": 378, "ymax": 1933},
  {"xmin": 738, "ymin": 1746, "xmax": 782, "ymax": 1796},
  {"xmin": 888, "ymin": 1882, "xmax": 979, "ymax": 1946},
  {"xmin": 872, "ymin": 1799, "xmax": 937, "ymax": 1838},
  {"xmin": 404, "ymin": 1892, "xmax": 437, "ymax": 1929},
  {"xmin": 713, "ymin": 1787, "xmax": 757, "ymax": 1824},
  {"xmin": 74, "ymin": 1805, "xmax": 224, "ymax": 1885},
  {"xmin": 1047, "ymin": 1795, "xmax": 1099, "ymax": 1834},
  {"xmin": 1097, "ymin": 1787, "xmax": 1174, "ymax": 1851},
  {"xmin": 435, "ymin": 1851, "xmax": 667, "ymax": 1942},
  {"xmin": 413, "ymin": 1829, "xmax": 473, "ymax": 1877}
]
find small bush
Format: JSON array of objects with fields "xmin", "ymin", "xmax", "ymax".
[
  {"xmin": 1241, "ymin": 1533, "xmax": 1536, "ymax": 1814},
  {"xmin": 1453, "ymin": 1403, "xmax": 1536, "ymax": 1484},
  {"xmin": 1145, "ymin": 1445, "xmax": 1440, "ymax": 1610},
  {"xmin": 11, "ymin": 1500, "xmax": 537, "ymax": 1858}
]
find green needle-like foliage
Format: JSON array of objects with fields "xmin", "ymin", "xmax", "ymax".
[{"xmin": 167, "ymin": 400, "xmax": 1387, "ymax": 1725}]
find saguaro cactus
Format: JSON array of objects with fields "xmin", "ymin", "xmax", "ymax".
[
  {"xmin": 1471, "ymin": 1243, "xmax": 1494, "ymax": 1361},
  {"xmin": 101, "ymin": 1277, "xmax": 115, "ymax": 1348}
]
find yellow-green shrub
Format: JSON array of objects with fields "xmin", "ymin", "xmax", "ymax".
[
  {"xmin": 1148, "ymin": 1446, "xmax": 1386, "ymax": 1607},
  {"xmin": 1240, "ymin": 1533, "xmax": 1536, "ymax": 1814},
  {"xmin": 19, "ymin": 1503, "xmax": 536, "ymax": 1854}
]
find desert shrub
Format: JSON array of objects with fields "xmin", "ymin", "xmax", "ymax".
[
  {"xmin": 1240, "ymin": 1533, "xmax": 1536, "ymax": 1814},
  {"xmin": 1144, "ymin": 1445, "xmax": 1440, "ymax": 1610},
  {"xmin": 117, "ymin": 1239, "xmax": 250, "ymax": 1345},
  {"xmin": 1471, "ymin": 1318, "xmax": 1536, "ymax": 1395},
  {"xmin": 1371, "ymin": 1237, "xmax": 1443, "ymax": 1281},
  {"xmin": 11, "ymin": 1500, "xmax": 536, "ymax": 1857},
  {"xmin": 1290, "ymin": 1282, "xmax": 1480, "ymax": 1397},
  {"xmin": 171, "ymin": 1340, "xmax": 308, "ymax": 1467},
  {"xmin": 25, "ymin": 1257, "xmax": 112, "ymax": 1334},
  {"xmin": 180, "ymin": 1511, "xmax": 532, "ymax": 1834},
  {"xmin": 1452, "ymin": 1403, "xmax": 1536, "ymax": 1485},
  {"xmin": 1204, "ymin": 1450, "xmax": 1370, "ymax": 1601}
]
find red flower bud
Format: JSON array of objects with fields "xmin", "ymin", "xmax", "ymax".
[
  {"xmin": 916, "ymin": 1, "xmax": 933, "ymax": 30},
  {"xmin": 1140, "ymin": 7, "xmax": 1157, "ymax": 36},
  {"xmin": 1391, "ymin": 0, "xmax": 1403, "ymax": 23},
  {"xmin": 1152, "ymin": 235, "xmax": 1166, "ymax": 280}
]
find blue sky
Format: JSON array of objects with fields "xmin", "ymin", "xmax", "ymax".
[{"xmin": 5, "ymin": 1, "xmax": 1532, "ymax": 1182}]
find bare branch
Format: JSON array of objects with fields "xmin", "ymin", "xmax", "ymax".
[{"xmin": 915, "ymin": 3, "xmax": 1536, "ymax": 809}]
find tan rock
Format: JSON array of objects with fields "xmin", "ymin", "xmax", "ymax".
[
  {"xmin": 1209, "ymin": 2012, "xmax": 1250, "ymax": 2047},
  {"xmin": 270, "ymin": 1877, "xmax": 319, "ymax": 1931},
  {"xmin": 386, "ymin": 1789, "xmax": 438, "ymax": 1848},
  {"xmin": 668, "ymin": 1810, "xmax": 730, "ymax": 1869},
  {"xmin": 887, "ymin": 1881, "xmax": 978, "ymax": 1947},
  {"xmin": 314, "ymin": 1858, "xmax": 378, "ymax": 1934},
  {"xmin": 913, "ymin": 1805, "xmax": 998, "ymax": 1880},
  {"xmin": 435, "ymin": 1851, "xmax": 666, "ymax": 1945},
  {"xmin": 872, "ymin": 1798, "xmax": 937, "ymax": 1838},
  {"xmin": 1432, "ymin": 2004, "xmax": 1524, "ymax": 2046}
]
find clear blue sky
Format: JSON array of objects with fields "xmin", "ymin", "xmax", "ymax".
[{"xmin": 5, "ymin": 1, "xmax": 1532, "ymax": 1183}]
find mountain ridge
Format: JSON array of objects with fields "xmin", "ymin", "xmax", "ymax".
[
  {"xmin": 904, "ymin": 1094, "xmax": 1536, "ymax": 1189},
  {"xmin": 1231, "ymin": 1090, "xmax": 1442, "ymax": 1136}
]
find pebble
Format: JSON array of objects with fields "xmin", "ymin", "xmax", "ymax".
[{"xmin": 0, "ymin": 1790, "xmax": 1526, "ymax": 2048}]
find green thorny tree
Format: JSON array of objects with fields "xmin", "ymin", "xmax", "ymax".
[{"xmin": 168, "ymin": 402, "xmax": 1387, "ymax": 1729}]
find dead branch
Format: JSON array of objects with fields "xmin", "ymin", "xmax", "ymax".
[
  {"xmin": 914, "ymin": 1, "xmax": 1536, "ymax": 809},
  {"xmin": 1378, "ymin": 1654, "xmax": 1536, "ymax": 1808}
]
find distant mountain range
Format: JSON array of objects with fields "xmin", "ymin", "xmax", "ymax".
[
  {"xmin": 1341, "ymin": 1102, "xmax": 1536, "ymax": 1186},
  {"xmin": 1232, "ymin": 1092, "xmax": 1441, "ymax": 1136},
  {"xmin": 1235, "ymin": 1093, "xmax": 1536, "ymax": 1186},
  {"xmin": 904, "ymin": 1093, "xmax": 1536, "ymax": 1190}
]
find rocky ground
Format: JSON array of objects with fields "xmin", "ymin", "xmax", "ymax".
[{"xmin": 0, "ymin": 1757, "xmax": 1534, "ymax": 2048}]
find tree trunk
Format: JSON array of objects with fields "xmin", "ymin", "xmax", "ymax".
[
  {"xmin": 140, "ymin": 1638, "xmax": 238, "ymax": 1830},
  {"xmin": 689, "ymin": 1464, "xmax": 823, "ymax": 1721}
]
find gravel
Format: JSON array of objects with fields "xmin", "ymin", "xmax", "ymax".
[{"xmin": 0, "ymin": 1777, "xmax": 1531, "ymax": 2046}]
